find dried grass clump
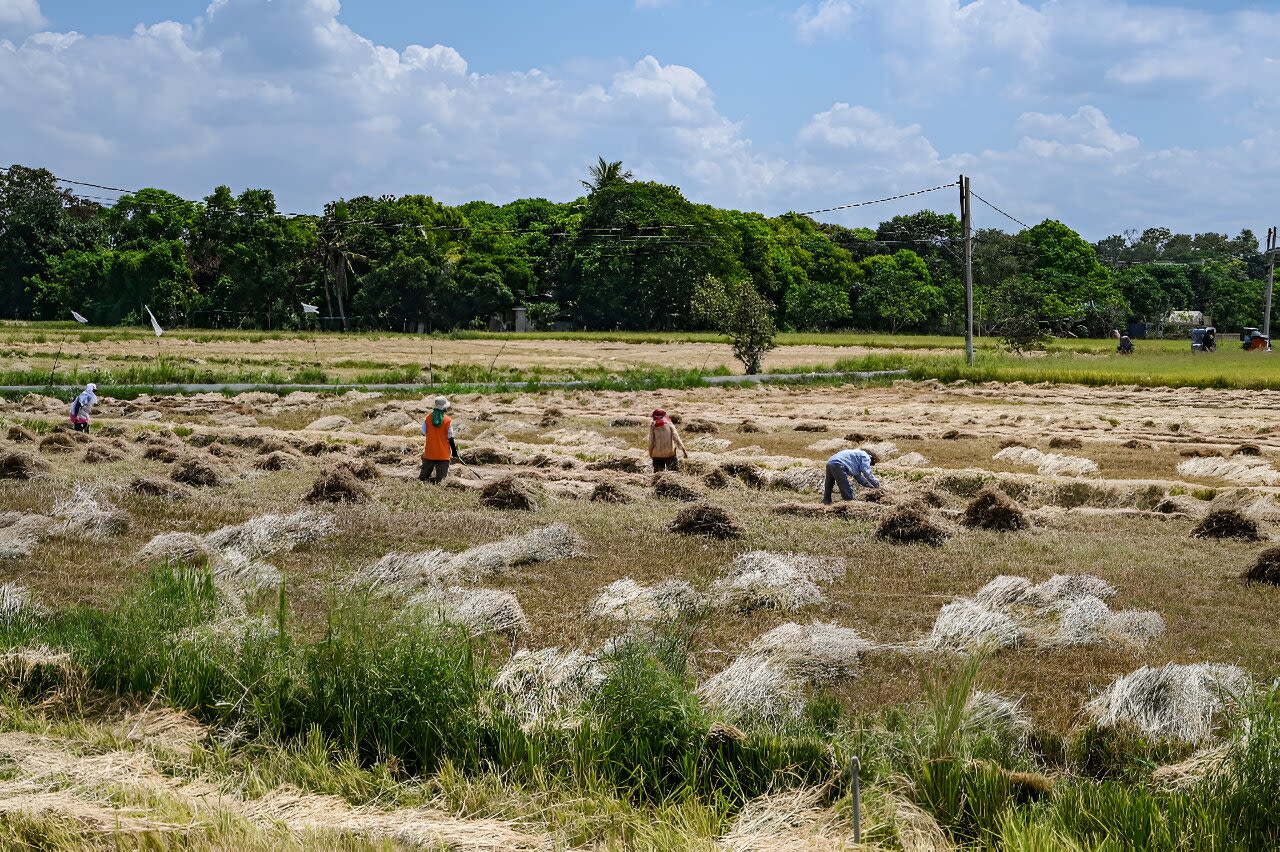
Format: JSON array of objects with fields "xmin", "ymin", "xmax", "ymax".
[
  {"xmin": 876, "ymin": 505, "xmax": 949, "ymax": 546},
  {"xmin": 204, "ymin": 441, "xmax": 241, "ymax": 459},
  {"xmin": 338, "ymin": 457, "xmax": 380, "ymax": 481},
  {"xmin": 928, "ymin": 600, "xmax": 1025, "ymax": 651},
  {"xmin": 142, "ymin": 442, "xmax": 183, "ymax": 463},
  {"xmin": 129, "ymin": 475, "xmax": 194, "ymax": 500},
  {"xmin": 609, "ymin": 416, "xmax": 645, "ymax": 427},
  {"xmin": 0, "ymin": 449, "xmax": 50, "ymax": 480},
  {"xmin": 590, "ymin": 578, "xmax": 704, "ymax": 623},
  {"xmin": 170, "ymin": 453, "xmax": 227, "ymax": 488},
  {"xmin": 460, "ymin": 447, "xmax": 515, "ymax": 465},
  {"xmin": 589, "ymin": 481, "xmax": 631, "ymax": 504},
  {"xmin": 0, "ymin": 582, "xmax": 45, "ymax": 625},
  {"xmin": 585, "ymin": 456, "xmax": 647, "ymax": 474},
  {"xmin": 698, "ymin": 655, "xmax": 805, "ymax": 723},
  {"xmin": 479, "ymin": 476, "xmax": 540, "ymax": 511},
  {"xmin": 1087, "ymin": 663, "xmax": 1250, "ymax": 744},
  {"xmin": 964, "ymin": 690, "xmax": 1033, "ymax": 747},
  {"xmin": 5, "ymin": 424, "xmax": 37, "ymax": 443},
  {"xmin": 738, "ymin": 420, "xmax": 765, "ymax": 433},
  {"xmin": 748, "ymin": 622, "xmax": 870, "ymax": 684},
  {"xmin": 720, "ymin": 461, "xmax": 767, "ymax": 488},
  {"xmin": 669, "ymin": 504, "xmax": 742, "ymax": 539},
  {"xmin": 82, "ymin": 443, "xmax": 126, "ymax": 464},
  {"xmin": 1191, "ymin": 508, "xmax": 1261, "ymax": 541},
  {"xmin": 961, "ymin": 486, "xmax": 1027, "ymax": 531},
  {"xmin": 1048, "ymin": 436, "xmax": 1084, "ymax": 449},
  {"xmin": 1232, "ymin": 443, "xmax": 1262, "ymax": 456},
  {"xmin": 1241, "ymin": 545, "xmax": 1280, "ymax": 586},
  {"xmin": 202, "ymin": 510, "xmax": 336, "ymax": 592},
  {"xmin": 491, "ymin": 648, "xmax": 604, "ymax": 728},
  {"xmin": 794, "ymin": 422, "xmax": 828, "ymax": 433},
  {"xmin": 683, "ymin": 419, "xmax": 717, "ymax": 434},
  {"xmin": 52, "ymin": 486, "xmax": 130, "ymax": 538},
  {"xmin": 412, "ymin": 587, "xmax": 530, "ymax": 642},
  {"xmin": 652, "ymin": 472, "xmax": 702, "ymax": 502},
  {"xmin": 994, "ymin": 445, "xmax": 1099, "ymax": 477},
  {"xmin": 0, "ymin": 513, "xmax": 55, "ymax": 560},
  {"xmin": 38, "ymin": 431, "xmax": 78, "ymax": 454},
  {"xmin": 304, "ymin": 464, "xmax": 371, "ymax": 503},
  {"xmin": 138, "ymin": 532, "xmax": 214, "ymax": 566},
  {"xmin": 716, "ymin": 551, "xmax": 841, "ymax": 612},
  {"xmin": 254, "ymin": 451, "xmax": 299, "ymax": 471},
  {"xmin": 703, "ymin": 467, "xmax": 732, "ymax": 489}
]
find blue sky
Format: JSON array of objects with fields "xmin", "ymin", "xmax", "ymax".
[{"xmin": 4, "ymin": 0, "xmax": 1280, "ymax": 240}]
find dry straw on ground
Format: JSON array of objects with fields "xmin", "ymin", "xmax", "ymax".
[
  {"xmin": 410, "ymin": 586, "xmax": 530, "ymax": 642},
  {"xmin": 1241, "ymin": 545, "xmax": 1280, "ymax": 586},
  {"xmin": 668, "ymin": 504, "xmax": 742, "ymax": 539},
  {"xmin": 589, "ymin": 481, "xmax": 631, "ymax": 504},
  {"xmin": 170, "ymin": 453, "xmax": 227, "ymax": 488},
  {"xmin": 51, "ymin": 486, "xmax": 130, "ymax": 538},
  {"xmin": 698, "ymin": 655, "xmax": 805, "ymax": 723},
  {"xmin": 652, "ymin": 472, "xmax": 702, "ymax": 502},
  {"xmin": 37, "ymin": 432, "xmax": 79, "ymax": 454},
  {"xmin": 304, "ymin": 464, "xmax": 371, "ymax": 503},
  {"xmin": 129, "ymin": 475, "xmax": 194, "ymax": 500},
  {"xmin": 876, "ymin": 505, "xmax": 950, "ymax": 546},
  {"xmin": 479, "ymin": 476, "xmax": 540, "ymax": 511},
  {"xmin": 1191, "ymin": 508, "xmax": 1261, "ymax": 541},
  {"xmin": 0, "ymin": 513, "xmax": 56, "ymax": 561},
  {"xmin": 0, "ymin": 450, "xmax": 49, "ymax": 480},
  {"xmin": 5, "ymin": 424, "xmax": 36, "ymax": 443},
  {"xmin": 715, "ymin": 551, "xmax": 842, "ymax": 612},
  {"xmin": 961, "ymin": 486, "xmax": 1027, "ymax": 531},
  {"xmin": 590, "ymin": 578, "xmax": 704, "ymax": 623},
  {"xmin": 491, "ymin": 647, "xmax": 604, "ymax": 729},
  {"xmin": 1087, "ymin": 663, "xmax": 1250, "ymax": 744},
  {"xmin": 254, "ymin": 450, "xmax": 298, "ymax": 471},
  {"xmin": 747, "ymin": 621, "xmax": 870, "ymax": 684},
  {"xmin": 994, "ymin": 445, "xmax": 1099, "ymax": 477}
]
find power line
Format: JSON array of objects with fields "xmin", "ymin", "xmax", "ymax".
[
  {"xmin": 793, "ymin": 182, "xmax": 958, "ymax": 218},
  {"xmin": 970, "ymin": 190, "xmax": 1029, "ymax": 230}
]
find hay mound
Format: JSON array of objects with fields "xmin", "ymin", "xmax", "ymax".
[
  {"xmin": 0, "ymin": 513, "xmax": 56, "ymax": 560},
  {"xmin": 339, "ymin": 457, "xmax": 380, "ymax": 481},
  {"xmin": 1242, "ymin": 545, "xmax": 1280, "ymax": 586},
  {"xmin": 1191, "ymin": 508, "xmax": 1260, "ymax": 541},
  {"xmin": 254, "ymin": 451, "xmax": 298, "ymax": 471},
  {"xmin": 771, "ymin": 467, "xmax": 824, "ymax": 493},
  {"xmin": 876, "ymin": 506, "xmax": 949, "ymax": 546},
  {"xmin": 129, "ymin": 475, "xmax": 194, "ymax": 500},
  {"xmin": 82, "ymin": 443, "xmax": 126, "ymax": 464},
  {"xmin": 1087, "ymin": 663, "xmax": 1250, "ymax": 744},
  {"xmin": 0, "ymin": 582, "xmax": 45, "ymax": 625},
  {"xmin": 170, "ymin": 453, "xmax": 227, "ymax": 488},
  {"xmin": 479, "ymin": 476, "xmax": 540, "ymax": 511},
  {"xmin": 1232, "ymin": 444, "xmax": 1262, "ymax": 457},
  {"xmin": 738, "ymin": 420, "xmax": 765, "ymax": 433},
  {"xmin": 460, "ymin": 446, "xmax": 515, "ymax": 465},
  {"xmin": 994, "ymin": 445, "xmax": 1099, "ymax": 477},
  {"xmin": 721, "ymin": 461, "xmax": 767, "ymax": 488},
  {"xmin": 703, "ymin": 467, "xmax": 733, "ymax": 489},
  {"xmin": 0, "ymin": 450, "xmax": 50, "ymax": 480},
  {"xmin": 52, "ymin": 486, "xmax": 130, "ymax": 538},
  {"xmin": 928, "ymin": 600, "xmax": 1025, "ymax": 651},
  {"xmin": 1155, "ymin": 495, "xmax": 1201, "ymax": 515},
  {"xmin": 138, "ymin": 532, "xmax": 214, "ymax": 565},
  {"xmin": 684, "ymin": 419, "xmax": 718, "ymax": 434},
  {"xmin": 964, "ymin": 691, "xmax": 1034, "ymax": 746},
  {"xmin": 585, "ymin": 456, "xmax": 647, "ymax": 474},
  {"xmin": 413, "ymin": 587, "xmax": 530, "ymax": 641},
  {"xmin": 491, "ymin": 648, "xmax": 604, "ymax": 728},
  {"xmin": 304, "ymin": 415, "xmax": 352, "ymax": 431},
  {"xmin": 1048, "ymin": 436, "xmax": 1084, "ymax": 449},
  {"xmin": 38, "ymin": 432, "xmax": 78, "ymax": 454},
  {"xmin": 669, "ymin": 504, "xmax": 741, "ymax": 539},
  {"xmin": 794, "ymin": 422, "xmax": 828, "ymax": 433},
  {"xmin": 590, "ymin": 578, "xmax": 704, "ymax": 622},
  {"xmin": 961, "ymin": 486, "xmax": 1027, "ymax": 531},
  {"xmin": 698, "ymin": 656, "xmax": 805, "ymax": 723},
  {"xmin": 204, "ymin": 510, "xmax": 336, "ymax": 579},
  {"xmin": 589, "ymin": 481, "xmax": 631, "ymax": 504},
  {"xmin": 1122, "ymin": 438, "xmax": 1146, "ymax": 449},
  {"xmin": 6, "ymin": 424, "xmax": 37, "ymax": 443},
  {"xmin": 142, "ymin": 443, "xmax": 182, "ymax": 463},
  {"xmin": 204, "ymin": 441, "xmax": 241, "ymax": 459},
  {"xmin": 716, "ymin": 551, "xmax": 841, "ymax": 612},
  {"xmin": 609, "ymin": 416, "xmax": 645, "ymax": 427},
  {"xmin": 748, "ymin": 622, "xmax": 870, "ymax": 684},
  {"xmin": 304, "ymin": 464, "xmax": 371, "ymax": 503},
  {"xmin": 652, "ymin": 472, "xmax": 702, "ymax": 502}
]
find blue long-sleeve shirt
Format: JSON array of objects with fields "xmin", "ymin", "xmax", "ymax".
[{"xmin": 826, "ymin": 449, "xmax": 880, "ymax": 488}]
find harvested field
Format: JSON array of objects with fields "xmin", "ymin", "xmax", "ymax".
[{"xmin": 669, "ymin": 504, "xmax": 742, "ymax": 538}]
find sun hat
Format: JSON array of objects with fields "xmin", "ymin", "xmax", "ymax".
[
  {"xmin": 432, "ymin": 396, "xmax": 451, "ymax": 411},
  {"xmin": 652, "ymin": 408, "xmax": 666, "ymax": 420},
  {"xmin": 85, "ymin": 383, "xmax": 97, "ymax": 394}
]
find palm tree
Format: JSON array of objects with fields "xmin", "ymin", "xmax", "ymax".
[{"xmin": 581, "ymin": 157, "xmax": 633, "ymax": 193}]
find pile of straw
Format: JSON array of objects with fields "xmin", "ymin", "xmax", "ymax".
[
  {"xmin": 876, "ymin": 505, "xmax": 950, "ymax": 546},
  {"xmin": 0, "ymin": 450, "xmax": 50, "ymax": 480},
  {"xmin": 747, "ymin": 621, "xmax": 870, "ymax": 684},
  {"xmin": 1242, "ymin": 544, "xmax": 1280, "ymax": 586},
  {"xmin": 652, "ymin": 472, "xmax": 702, "ymax": 502},
  {"xmin": 170, "ymin": 453, "xmax": 227, "ymax": 488},
  {"xmin": 52, "ymin": 486, "xmax": 130, "ymax": 538},
  {"xmin": 129, "ymin": 475, "xmax": 193, "ymax": 500},
  {"xmin": 1191, "ymin": 508, "xmax": 1261, "ymax": 541},
  {"xmin": 479, "ymin": 476, "xmax": 540, "ymax": 511},
  {"xmin": 589, "ymin": 578, "xmax": 704, "ymax": 623},
  {"xmin": 669, "ymin": 504, "xmax": 742, "ymax": 539},
  {"xmin": 491, "ymin": 648, "xmax": 604, "ymax": 728},
  {"xmin": 715, "ymin": 550, "xmax": 841, "ymax": 612},
  {"xmin": 960, "ymin": 486, "xmax": 1027, "ymax": 531},
  {"xmin": 304, "ymin": 464, "xmax": 370, "ymax": 503},
  {"xmin": 1087, "ymin": 663, "xmax": 1250, "ymax": 744},
  {"xmin": 698, "ymin": 656, "xmax": 805, "ymax": 723},
  {"xmin": 589, "ymin": 481, "xmax": 631, "ymax": 504}
]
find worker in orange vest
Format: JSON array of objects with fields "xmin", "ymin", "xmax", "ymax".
[{"xmin": 420, "ymin": 395, "xmax": 458, "ymax": 483}]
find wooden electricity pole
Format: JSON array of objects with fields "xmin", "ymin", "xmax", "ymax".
[
  {"xmin": 960, "ymin": 175, "xmax": 974, "ymax": 365},
  {"xmin": 1266, "ymin": 227, "xmax": 1278, "ymax": 341}
]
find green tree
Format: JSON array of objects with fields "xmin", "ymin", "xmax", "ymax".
[
  {"xmin": 581, "ymin": 157, "xmax": 633, "ymax": 193},
  {"xmin": 692, "ymin": 275, "xmax": 776, "ymax": 374},
  {"xmin": 858, "ymin": 250, "xmax": 944, "ymax": 332}
]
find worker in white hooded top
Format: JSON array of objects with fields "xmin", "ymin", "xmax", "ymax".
[{"xmin": 68, "ymin": 383, "xmax": 97, "ymax": 433}]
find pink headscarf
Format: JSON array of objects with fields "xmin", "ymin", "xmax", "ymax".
[{"xmin": 651, "ymin": 408, "xmax": 670, "ymax": 427}]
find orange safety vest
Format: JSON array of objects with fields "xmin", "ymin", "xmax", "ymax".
[{"xmin": 422, "ymin": 414, "xmax": 452, "ymax": 461}]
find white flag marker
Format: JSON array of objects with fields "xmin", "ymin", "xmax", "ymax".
[
  {"xmin": 145, "ymin": 305, "xmax": 164, "ymax": 337},
  {"xmin": 70, "ymin": 310, "xmax": 89, "ymax": 324},
  {"xmin": 301, "ymin": 302, "xmax": 320, "ymax": 314}
]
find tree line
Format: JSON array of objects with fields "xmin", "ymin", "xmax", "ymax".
[{"xmin": 0, "ymin": 160, "xmax": 1272, "ymax": 338}]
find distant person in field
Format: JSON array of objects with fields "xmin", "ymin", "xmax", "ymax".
[
  {"xmin": 420, "ymin": 396, "xmax": 458, "ymax": 484},
  {"xmin": 648, "ymin": 408, "xmax": 688, "ymax": 472},
  {"xmin": 68, "ymin": 383, "xmax": 97, "ymax": 433},
  {"xmin": 823, "ymin": 447, "xmax": 881, "ymax": 505},
  {"xmin": 1117, "ymin": 335, "xmax": 1134, "ymax": 355}
]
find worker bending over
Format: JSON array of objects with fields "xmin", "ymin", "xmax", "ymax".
[
  {"xmin": 68, "ymin": 383, "xmax": 97, "ymax": 432},
  {"xmin": 823, "ymin": 447, "xmax": 881, "ymax": 504}
]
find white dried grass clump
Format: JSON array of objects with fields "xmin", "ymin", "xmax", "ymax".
[
  {"xmin": 1176, "ymin": 456, "xmax": 1280, "ymax": 486},
  {"xmin": 716, "ymin": 551, "xmax": 842, "ymax": 612},
  {"xmin": 891, "ymin": 452, "xmax": 930, "ymax": 467},
  {"xmin": 137, "ymin": 532, "xmax": 214, "ymax": 565},
  {"xmin": 1088, "ymin": 663, "xmax": 1250, "ymax": 744},
  {"xmin": 411, "ymin": 587, "xmax": 530, "ymax": 641},
  {"xmin": 52, "ymin": 486, "xmax": 130, "ymax": 538},
  {"xmin": 590, "ymin": 578, "xmax": 704, "ymax": 623},
  {"xmin": 0, "ymin": 513, "xmax": 56, "ymax": 560},
  {"xmin": 1031, "ymin": 573, "xmax": 1115, "ymax": 604},
  {"xmin": 211, "ymin": 560, "xmax": 283, "ymax": 592},
  {"xmin": 973, "ymin": 575, "xmax": 1035, "ymax": 610},
  {"xmin": 358, "ymin": 549, "xmax": 453, "ymax": 592},
  {"xmin": 0, "ymin": 582, "xmax": 44, "ymax": 625},
  {"xmin": 748, "ymin": 622, "xmax": 870, "ymax": 685},
  {"xmin": 303, "ymin": 415, "xmax": 352, "ymax": 431},
  {"xmin": 698, "ymin": 655, "xmax": 805, "ymax": 723},
  {"xmin": 964, "ymin": 690, "xmax": 1033, "ymax": 746},
  {"xmin": 204, "ymin": 509, "xmax": 337, "ymax": 567},
  {"xmin": 548, "ymin": 429, "xmax": 625, "ymax": 451},
  {"xmin": 491, "ymin": 648, "xmax": 604, "ymax": 728},
  {"xmin": 862, "ymin": 440, "xmax": 899, "ymax": 461},
  {"xmin": 927, "ymin": 600, "xmax": 1025, "ymax": 651},
  {"xmin": 688, "ymin": 436, "xmax": 732, "ymax": 452},
  {"xmin": 770, "ymin": 467, "xmax": 824, "ymax": 493},
  {"xmin": 806, "ymin": 438, "xmax": 849, "ymax": 453},
  {"xmin": 994, "ymin": 446, "xmax": 1098, "ymax": 477}
]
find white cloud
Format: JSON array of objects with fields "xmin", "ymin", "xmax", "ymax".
[
  {"xmin": 0, "ymin": 0, "xmax": 44, "ymax": 36},
  {"xmin": 793, "ymin": 0, "xmax": 856, "ymax": 41},
  {"xmin": 1016, "ymin": 106, "xmax": 1139, "ymax": 155}
]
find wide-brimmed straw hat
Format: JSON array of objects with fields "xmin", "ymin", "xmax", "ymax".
[{"xmin": 432, "ymin": 396, "xmax": 451, "ymax": 411}]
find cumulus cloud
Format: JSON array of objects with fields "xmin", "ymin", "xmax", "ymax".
[
  {"xmin": 793, "ymin": 0, "xmax": 856, "ymax": 41},
  {"xmin": 0, "ymin": 0, "xmax": 45, "ymax": 36}
]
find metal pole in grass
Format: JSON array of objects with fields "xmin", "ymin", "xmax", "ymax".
[
  {"xmin": 47, "ymin": 344, "xmax": 62, "ymax": 390},
  {"xmin": 849, "ymin": 755, "xmax": 862, "ymax": 843}
]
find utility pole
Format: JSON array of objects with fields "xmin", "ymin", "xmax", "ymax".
[
  {"xmin": 1266, "ymin": 227, "xmax": 1278, "ymax": 341},
  {"xmin": 960, "ymin": 174, "xmax": 974, "ymax": 365}
]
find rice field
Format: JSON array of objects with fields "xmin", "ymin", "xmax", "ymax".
[{"xmin": 2, "ymin": 351, "xmax": 1280, "ymax": 847}]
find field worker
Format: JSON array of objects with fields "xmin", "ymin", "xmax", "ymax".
[
  {"xmin": 648, "ymin": 408, "xmax": 688, "ymax": 472},
  {"xmin": 823, "ymin": 447, "xmax": 881, "ymax": 505},
  {"xmin": 68, "ymin": 383, "xmax": 97, "ymax": 433},
  {"xmin": 420, "ymin": 396, "xmax": 459, "ymax": 484}
]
